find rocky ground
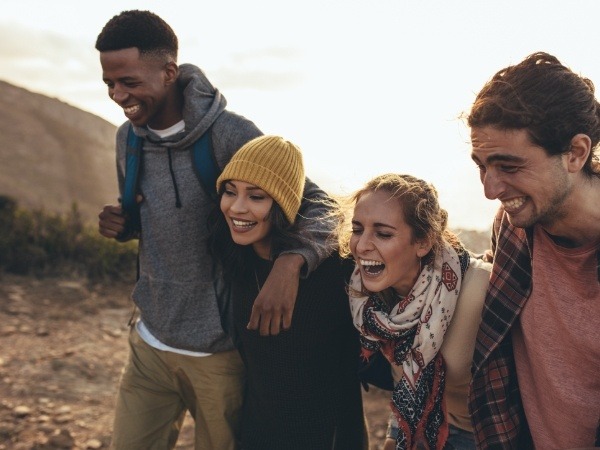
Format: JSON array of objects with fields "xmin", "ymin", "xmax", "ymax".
[{"xmin": 0, "ymin": 274, "xmax": 390, "ymax": 450}]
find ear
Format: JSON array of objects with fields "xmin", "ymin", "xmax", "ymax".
[
  {"xmin": 164, "ymin": 61, "xmax": 179, "ymax": 86},
  {"xmin": 416, "ymin": 237, "xmax": 433, "ymax": 258},
  {"xmin": 566, "ymin": 133, "xmax": 591, "ymax": 173}
]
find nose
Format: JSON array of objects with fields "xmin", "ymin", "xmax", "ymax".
[
  {"xmin": 110, "ymin": 85, "xmax": 128, "ymax": 104},
  {"xmin": 354, "ymin": 232, "xmax": 374, "ymax": 254},
  {"xmin": 482, "ymin": 170, "xmax": 504, "ymax": 200},
  {"xmin": 230, "ymin": 195, "xmax": 248, "ymax": 213}
]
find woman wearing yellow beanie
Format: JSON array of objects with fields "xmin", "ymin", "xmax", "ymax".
[{"xmin": 210, "ymin": 135, "xmax": 366, "ymax": 450}]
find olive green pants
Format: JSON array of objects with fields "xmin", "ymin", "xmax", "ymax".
[{"xmin": 110, "ymin": 327, "xmax": 245, "ymax": 450}]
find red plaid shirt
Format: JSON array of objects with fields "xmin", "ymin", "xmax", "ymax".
[{"xmin": 469, "ymin": 207, "xmax": 600, "ymax": 449}]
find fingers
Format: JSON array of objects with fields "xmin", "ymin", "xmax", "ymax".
[
  {"xmin": 281, "ymin": 309, "xmax": 292, "ymax": 331},
  {"xmin": 247, "ymin": 307, "xmax": 260, "ymax": 331},
  {"xmin": 98, "ymin": 204, "xmax": 126, "ymax": 238},
  {"xmin": 265, "ymin": 312, "xmax": 280, "ymax": 336},
  {"xmin": 247, "ymin": 307, "xmax": 285, "ymax": 336}
]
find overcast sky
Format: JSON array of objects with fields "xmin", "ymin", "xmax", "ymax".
[{"xmin": 2, "ymin": 0, "xmax": 600, "ymax": 231}]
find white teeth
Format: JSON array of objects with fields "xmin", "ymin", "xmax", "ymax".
[
  {"xmin": 502, "ymin": 197, "xmax": 526, "ymax": 211},
  {"xmin": 360, "ymin": 258, "xmax": 385, "ymax": 275},
  {"xmin": 360, "ymin": 259, "xmax": 383, "ymax": 267},
  {"xmin": 232, "ymin": 219, "xmax": 256, "ymax": 228},
  {"xmin": 123, "ymin": 105, "xmax": 140, "ymax": 115}
]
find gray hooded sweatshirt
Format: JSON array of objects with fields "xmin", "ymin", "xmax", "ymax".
[{"xmin": 114, "ymin": 64, "xmax": 333, "ymax": 353}]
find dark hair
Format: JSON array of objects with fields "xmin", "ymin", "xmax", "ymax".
[
  {"xmin": 468, "ymin": 51, "xmax": 600, "ymax": 177},
  {"xmin": 95, "ymin": 10, "xmax": 178, "ymax": 61},
  {"xmin": 338, "ymin": 173, "xmax": 461, "ymax": 261},
  {"xmin": 208, "ymin": 187, "xmax": 304, "ymax": 281}
]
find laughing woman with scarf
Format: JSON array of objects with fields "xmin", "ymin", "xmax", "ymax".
[{"xmin": 339, "ymin": 173, "xmax": 491, "ymax": 450}]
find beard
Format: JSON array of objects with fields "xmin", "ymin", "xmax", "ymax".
[{"xmin": 509, "ymin": 168, "xmax": 571, "ymax": 229}]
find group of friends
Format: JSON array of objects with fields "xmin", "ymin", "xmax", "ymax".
[{"xmin": 95, "ymin": 9, "xmax": 600, "ymax": 450}]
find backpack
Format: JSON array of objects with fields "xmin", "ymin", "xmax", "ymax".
[{"xmin": 119, "ymin": 123, "xmax": 220, "ymax": 238}]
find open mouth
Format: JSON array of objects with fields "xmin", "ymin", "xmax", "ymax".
[
  {"xmin": 123, "ymin": 104, "xmax": 141, "ymax": 118},
  {"xmin": 502, "ymin": 196, "xmax": 527, "ymax": 213},
  {"xmin": 360, "ymin": 259, "xmax": 385, "ymax": 276},
  {"xmin": 232, "ymin": 219, "xmax": 257, "ymax": 230}
]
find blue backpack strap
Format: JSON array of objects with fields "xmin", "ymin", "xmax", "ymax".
[
  {"xmin": 120, "ymin": 124, "xmax": 219, "ymax": 240},
  {"xmin": 120, "ymin": 124, "xmax": 143, "ymax": 237},
  {"xmin": 191, "ymin": 125, "xmax": 220, "ymax": 202}
]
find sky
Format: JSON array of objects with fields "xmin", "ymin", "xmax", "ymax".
[{"xmin": 2, "ymin": 0, "xmax": 600, "ymax": 231}]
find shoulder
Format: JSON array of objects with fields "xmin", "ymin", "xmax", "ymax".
[
  {"xmin": 115, "ymin": 122, "xmax": 132, "ymax": 160},
  {"xmin": 468, "ymin": 256, "xmax": 492, "ymax": 277},
  {"xmin": 115, "ymin": 122, "xmax": 130, "ymax": 142},
  {"xmin": 311, "ymin": 254, "xmax": 354, "ymax": 281},
  {"xmin": 457, "ymin": 257, "xmax": 491, "ymax": 308},
  {"xmin": 464, "ymin": 257, "xmax": 492, "ymax": 290},
  {"xmin": 211, "ymin": 111, "xmax": 263, "ymax": 167},
  {"xmin": 213, "ymin": 110, "xmax": 262, "ymax": 144}
]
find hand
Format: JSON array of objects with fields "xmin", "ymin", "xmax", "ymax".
[
  {"xmin": 247, "ymin": 253, "xmax": 304, "ymax": 336},
  {"xmin": 98, "ymin": 204, "xmax": 126, "ymax": 239},
  {"xmin": 98, "ymin": 195, "xmax": 142, "ymax": 239}
]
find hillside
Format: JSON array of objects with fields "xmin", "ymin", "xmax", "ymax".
[
  {"xmin": 0, "ymin": 79, "xmax": 491, "ymax": 253},
  {"xmin": 0, "ymin": 80, "xmax": 118, "ymax": 224}
]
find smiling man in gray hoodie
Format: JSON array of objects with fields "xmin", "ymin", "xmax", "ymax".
[{"xmin": 96, "ymin": 10, "xmax": 335, "ymax": 450}]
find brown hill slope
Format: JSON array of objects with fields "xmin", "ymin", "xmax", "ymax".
[
  {"xmin": 0, "ymin": 80, "xmax": 118, "ymax": 224},
  {"xmin": 0, "ymin": 79, "xmax": 491, "ymax": 253}
]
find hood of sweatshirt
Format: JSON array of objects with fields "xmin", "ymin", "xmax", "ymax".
[{"xmin": 130, "ymin": 63, "xmax": 227, "ymax": 149}]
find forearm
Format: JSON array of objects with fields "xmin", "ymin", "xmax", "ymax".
[
  {"xmin": 280, "ymin": 176, "xmax": 337, "ymax": 276},
  {"xmin": 273, "ymin": 253, "xmax": 303, "ymax": 277}
]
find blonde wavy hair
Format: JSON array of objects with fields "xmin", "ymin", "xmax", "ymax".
[{"xmin": 338, "ymin": 173, "xmax": 461, "ymax": 260}]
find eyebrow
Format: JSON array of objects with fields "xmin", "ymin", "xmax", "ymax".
[
  {"xmin": 103, "ymin": 75, "xmax": 138, "ymax": 83},
  {"xmin": 471, "ymin": 153, "xmax": 526, "ymax": 165},
  {"xmin": 351, "ymin": 219, "xmax": 397, "ymax": 230},
  {"xmin": 225, "ymin": 181, "xmax": 264, "ymax": 191}
]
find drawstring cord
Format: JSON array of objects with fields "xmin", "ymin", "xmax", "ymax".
[{"xmin": 167, "ymin": 148, "xmax": 182, "ymax": 208}]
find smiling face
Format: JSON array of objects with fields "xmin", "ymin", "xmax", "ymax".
[
  {"xmin": 349, "ymin": 189, "xmax": 430, "ymax": 296},
  {"xmin": 100, "ymin": 47, "xmax": 179, "ymax": 129},
  {"xmin": 471, "ymin": 126, "xmax": 572, "ymax": 229},
  {"xmin": 220, "ymin": 180, "xmax": 274, "ymax": 259}
]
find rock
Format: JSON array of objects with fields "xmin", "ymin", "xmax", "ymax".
[
  {"xmin": 47, "ymin": 429, "xmax": 75, "ymax": 448},
  {"xmin": 7, "ymin": 292, "xmax": 23, "ymax": 302},
  {"xmin": 53, "ymin": 414, "xmax": 72, "ymax": 424},
  {"xmin": 0, "ymin": 325, "xmax": 17, "ymax": 336},
  {"xmin": 36, "ymin": 327, "xmax": 50, "ymax": 336},
  {"xmin": 18, "ymin": 324, "xmax": 33, "ymax": 333},
  {"xmin": 55, "ymin": 406, "xmax": 71, "ymax": 415},
  {"xmin": 85, "ymin": 439, "xmax": 103, "ymax": 449},
  {"xmin": 57, "ymin": 281, "xmax": 84, "ymax": 290},
  {"xmin": 13, "ymin": 405, "xmax": 31, "ymax": 417}
]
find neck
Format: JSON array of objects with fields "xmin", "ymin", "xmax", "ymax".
[
  {"xmin": 252, "ymin": 239, "xmax": 272, "ymax": 261},
  {"xmin": 541, "ymin": 176, "xmax": 600, "ymax": 247},
  {"xmin": 149, "ymin": 85, "xmax": 184, "ymax": 130}
]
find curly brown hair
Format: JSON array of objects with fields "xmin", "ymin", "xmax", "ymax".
[{"xmin": 468, "ymin": 51, "xmax": 600, "ymax": 178}]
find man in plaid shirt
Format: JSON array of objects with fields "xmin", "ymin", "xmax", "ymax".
[{"xmin": 467, "ymin": 52, "xmax": 600, "ymax": 449}]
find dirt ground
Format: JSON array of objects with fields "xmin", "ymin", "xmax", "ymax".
[{"xmin": 0, "ymin": 273, "xmax": 391, "ymax": 450}]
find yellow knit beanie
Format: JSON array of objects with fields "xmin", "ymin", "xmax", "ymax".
[{"xmin": 216, "ymin": 135, "xmax": 306, "ymax": 224}]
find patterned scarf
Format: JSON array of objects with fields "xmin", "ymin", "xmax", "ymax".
[{"xmin": 349, "ymin": 241, "xmax": 469, "ymax": 450}]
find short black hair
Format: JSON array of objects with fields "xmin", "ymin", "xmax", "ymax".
[{"xmin": 95, "ymin": 10, "xmax": 178, "ymax": 60}]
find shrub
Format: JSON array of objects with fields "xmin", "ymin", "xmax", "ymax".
[{"xmin": 0, "ymin": 195, "xmax": 137, "ymax": 280}]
